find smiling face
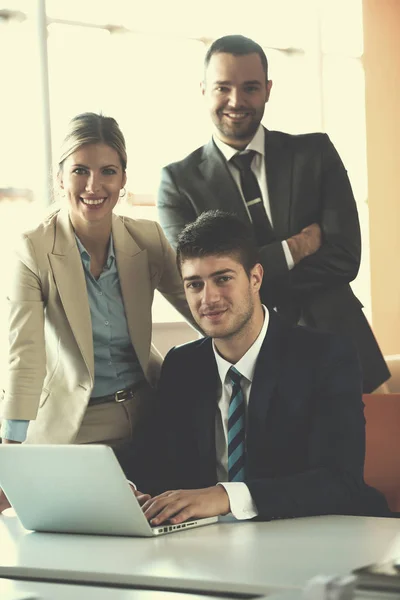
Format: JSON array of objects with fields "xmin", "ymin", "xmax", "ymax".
[
  {"xmin": 181, "ymin": 253, "xmax": 263, "ymax": 342},
  {"xmin": 202, "ymin": 52, "xmax": 272, "ymax": 150},
  {"xmin": 59, "ymin": 143, "xmax": 126, "ymax": 229}
]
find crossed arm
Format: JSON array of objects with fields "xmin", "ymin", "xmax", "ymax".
[
  {"xmin": 158, "ymin": 134, "xmax": 359, "ymax": 294},
  {"xmin": 158, "ymin": 166, "xmax": 323, "ymax": 283}
]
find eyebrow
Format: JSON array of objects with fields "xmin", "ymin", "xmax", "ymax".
[
  {"xmin": 183, "ymin": 268, "xmax": 236, "ymax": 282},
  {"xmin": 214, "ymin": 80, "xmax": 262, "ymax": 86},
  {"xmin": 71, "ymin": 163, "xmax": 120, "ymax": 169}
]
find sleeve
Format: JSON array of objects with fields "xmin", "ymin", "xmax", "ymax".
[
  {"xmin": 153, "ymin": 221, "xmax": 201, "ymax": 332},
  {"xmin": 282, "ymin": 240, "xmax": 295, "ymax": 270},
  {"xmin": 124, "ymin": 347, "xmax": 179, "ymax": 494},
  {"xmin": 129, "ymin": 347, "xmax": 207, "ymax": 496},
  {"xmin": 1, "ymin": 237, "xmax": 46, "ymax": 420},
  {"xmin": 218, "ymin": 482, "xmax": 258, "ymax": 520},
  {"xmin": 157, "ymin": 167, "xmax": 198, "ymax": 251},
  {"xmin": 247, "ymin": 337, "xmax": 369, "ymax": 520},
  {"xmin": 287, "ymin": 134, "xmax": 361, "ymax": 294},
  {"xmin": 1, "ymin": 419, "xmax": 29, "ymax": 442}
]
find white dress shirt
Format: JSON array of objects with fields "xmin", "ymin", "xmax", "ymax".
[
  {"xmin": 213, "ymin": 126, "xmax": 294, "ymax": 270},
  {"xmin": 213, "ymin": 306, "xmax": 270, "ymax": 520}
]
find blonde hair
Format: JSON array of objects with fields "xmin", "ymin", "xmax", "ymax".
[{"xmin": 58, "ymin": 113, "xmax": 127, "ymax": 174}]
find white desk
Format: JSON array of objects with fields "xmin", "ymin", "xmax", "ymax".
[
  {"xmin": 0, "ymin": 577, "xmax": 256, "ymax": 600},
  {"xmin": 0, "ymin": 512, "xmax": 399, "ymax": 597},
  {"xmin": 267, "ymin": 592, "xmax": 400, "ymax": 600}
]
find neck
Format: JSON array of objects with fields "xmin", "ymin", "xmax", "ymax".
[
  {"xmin": 226, "ymin": 139, "xmax": 249, "ymax": 151},
  {"xmin": 215, "ymin": 132, "xmax": 250, "ymax": 151},
  {"xmin": 214, "ymin": 125, "xmax": 261, "ymax": 151},
  {"xmin": 71, "ymin": 215, "xmax": 112, "ymax": 258},
  {"xmin": 214, "ymin": 303, "xmax": 264, "ymax": 364}
]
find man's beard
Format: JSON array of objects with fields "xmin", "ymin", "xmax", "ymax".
[
  {"xmin": 202, "ymin": 296, "xmax": 254, "ymax": 341},
  {"xmin": 215, "ymin": 111, "xmax": 262, "ymax": 141}
]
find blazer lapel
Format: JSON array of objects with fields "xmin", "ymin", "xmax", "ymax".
[
  {"xmin": 112, "ymin": 215, "xmax": 152, "ymax": 376},
  {"xmin": 199, "ymin": 140, "xmax": 250, "ymax": 222},
  {"xmin": 48, "ymin": 210, "xmax": 94, "ymax": 378},
  {"xmin": 247, "ymin": 311, "xmax": 290, "ymax": 463},
  {"xmin": 193, "ymin": 340, "xmax": 219, "ymax": 473},
  {"xmin": 265, "ymin": 128, "xmax": 293, "ymax": 237}
]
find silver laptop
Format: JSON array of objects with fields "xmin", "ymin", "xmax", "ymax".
[{"xmin": 0, "ymin": 445, "xmax": 218, "ymax": 536}]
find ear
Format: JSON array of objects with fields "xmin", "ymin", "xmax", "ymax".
[
  {"xmin": 121, "ymin": 171, "xmax": 127, "ymax": 189},
  {"xmin": 265, "ymin": 80, "xmax": 273, "ymax": 103},
  {"xmin": 200, "ymin": 80, "xmax": 206, "ymax": 97},
  {"xmin": 250, "ymin": 263, "xmax": 264, "ymax": 293},
  {"xmin": 57, "ymin": 170, "xmax": 64, "ymax": 190}
]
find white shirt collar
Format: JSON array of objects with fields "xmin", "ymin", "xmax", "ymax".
[
  {"xmin": 213, "ymin": 124, "xmax": 265, "ymax": 162},
  {"xmin": 213, "ymin": 305, "xmax": 270, "ymax": 386}
]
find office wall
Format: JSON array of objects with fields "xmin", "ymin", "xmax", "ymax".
[
  {"xmin": 152, "ymin": 322, "xmax": 198, "ymax": 357},
  {"xmin": 363, "ymin": 0, "xmax": 400, "ymax": 355}
]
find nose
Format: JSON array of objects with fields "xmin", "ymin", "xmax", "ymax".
[
  {"xmin": 227, "ymin": 87, "xmax": 244, "ymax": 108},
  {"xmin": 202, "ymin": 282, "xmax": 220, "ymax": 305},
  {"xmin": 85, "ymin": 172, "xmax": 101, "ymax": 193}
]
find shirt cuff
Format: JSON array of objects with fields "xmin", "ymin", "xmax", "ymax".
[
  {"xmin": 217, "ymin": 482, "xmax": 258, "ymax": 520},
  {"xmin": 1, "ymin": 419, "xmax": 29, "ymax": 442},
  {"xmin": 282, "ymin": 240, "xmax": 295, "ymax": 270}
]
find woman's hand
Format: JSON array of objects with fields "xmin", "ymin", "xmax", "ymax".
[{"xmin": 0, "ymin": 439, "xmax": 20, "ymax": 513}]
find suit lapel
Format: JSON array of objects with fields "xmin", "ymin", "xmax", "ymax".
[
  {"xmin": 247, "ymin": 311, "xmax": 290, "ymax": 463},
  {"xmin": 199, "ymin": 133, "xmax": 294, "ymax": 237},
  {"xmin": 48, "ymin": 210, "xmax": 94, "ymax": 378},
  {"xmin": 265, "ymin": 129, "xmax": 293, "ymax": 237},
  {"xmin": 199, "ymin": 140, "xmax": 250, "ymax": 222},
  {"xmin": 112, "ymin": 215, "xmax": 152, "ymax": 376},
  {"xmin": 192, "ymin": 340, "xmax": 219, "ymax": 472}
]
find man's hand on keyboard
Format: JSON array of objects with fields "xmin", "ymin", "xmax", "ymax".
[
  {"xmin": 141, "ymin": 486, "xmax": 230, "ymax": 525},
  {"xmin": 127, "ymin": 482, "xmax": 151, "ymax": 506}
]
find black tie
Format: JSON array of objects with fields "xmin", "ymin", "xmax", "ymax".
[
  {"xmin": 231, "ymin": 151, "xmax": 275, "ymax": 246},
  {"xmin": 227, "ymin": 366, "xmax": 246, "ymax": 482}
]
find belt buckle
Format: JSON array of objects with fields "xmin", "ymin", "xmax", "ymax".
[{"xmin": 114, "ymin": 389, "xmax": 127, "ymax": 403}]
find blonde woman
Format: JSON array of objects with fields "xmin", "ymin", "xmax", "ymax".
[{"xmin": 0, "ymin": 113, "xmax": 192, "ymax": 510}]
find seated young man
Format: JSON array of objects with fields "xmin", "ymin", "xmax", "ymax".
[{"xmin": 130, "ymin": 211, "xmax": 388, "ymax": 525}]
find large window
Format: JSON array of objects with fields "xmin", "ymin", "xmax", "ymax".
[{"xmin": 0, "ymin": 0, "xmax": 369, "ymax": 321}]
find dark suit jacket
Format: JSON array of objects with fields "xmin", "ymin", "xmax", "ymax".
[
  {"xmin": 129, "ymin": 311, "xmax": 388, "ymax": 520},
  {"xmin": 157, "ymin": 128, "xmax": 389, "ymax": 392}
]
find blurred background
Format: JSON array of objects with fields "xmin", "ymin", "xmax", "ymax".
[{"xmin": 0, "ymin": 0, "xmax": 398, "ymax": 363}]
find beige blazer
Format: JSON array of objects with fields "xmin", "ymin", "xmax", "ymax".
[{"xmin": 1, "ymin": 209, "xmax": 192, "ymax": 443}]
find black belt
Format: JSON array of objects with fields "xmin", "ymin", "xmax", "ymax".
[{"xmin": 89, "ymin": 381, "xmax": 145, "ymax": 406}]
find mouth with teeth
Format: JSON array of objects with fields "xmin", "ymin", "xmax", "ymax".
[
  {"xmin": 80, "ymin": 197, "xmax": 107, "ymax": 208},
  {"xmin": 222, "ymin": 111, "xmax": 251, "ymax": 122}
]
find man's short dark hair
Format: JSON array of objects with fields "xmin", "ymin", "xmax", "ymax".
[
  {"xmin": 204, "ymin": 34, "xmax": 269, "ymax": 82},
  {"xmin": 176, "ymin": 210, "xmax": 259, "ymax": 276}
]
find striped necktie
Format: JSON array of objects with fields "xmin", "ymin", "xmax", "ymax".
[
  {"xmin": 231, "ymin": 150, "xmax": 275, "ymax": 246},
  {"xmin": 227, "ymin": 366, "xmax": 246, "ymax": 482}
]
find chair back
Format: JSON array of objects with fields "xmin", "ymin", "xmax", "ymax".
[
  {"xmin": 384, "ymin": 355, "xmax": 400, "ymax": 392},
  {"xmin": 363, "ymin": 393, "xmax": 400, "ymax": 512}
]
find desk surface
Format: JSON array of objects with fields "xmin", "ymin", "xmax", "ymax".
[
  {"xmin": 0, "ymin": 577, "xmax": 253, "ymax": 600},
  {"xmin": 0, "ymin": 513, "xmax": 399, "ymax": 596}
]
